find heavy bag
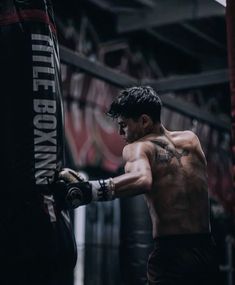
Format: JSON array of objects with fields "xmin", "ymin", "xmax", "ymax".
[{"xmin": 0, "ymin": 1, "xmax": 77, "ymax": 283}]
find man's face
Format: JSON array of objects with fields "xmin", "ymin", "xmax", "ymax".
[{"xmin": 117, "ymin": 116, "xmax": 144, "ymax": 143}]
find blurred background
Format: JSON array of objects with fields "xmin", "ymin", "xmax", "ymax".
[{"xmin": 52, "ymin": 0, "xmax": 234, "ymax": 284}]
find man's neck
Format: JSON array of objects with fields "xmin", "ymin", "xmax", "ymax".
[{"xmin": 152, "ymin": 123, "xmax": 164, "ymax": 136}]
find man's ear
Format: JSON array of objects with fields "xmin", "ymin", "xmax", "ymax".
[{"xmin": 140, "ymin": 114, "xmax": 153, "ymax": 128}]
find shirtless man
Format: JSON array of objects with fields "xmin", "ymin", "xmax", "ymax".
[{"xmin": 56, "ymin": 86, "xmax": 220, "ymax": 284}]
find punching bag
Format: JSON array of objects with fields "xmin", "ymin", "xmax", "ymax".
[{"xmin": 0, "ymin": 1, "xmax": 76, "ymax": 284}]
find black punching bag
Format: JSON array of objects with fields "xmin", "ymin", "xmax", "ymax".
[
  {"xmin": 0, "ymin": 1, "xmax": 76, "ymax": 284},
  {"xmin": 120, "ymin": 195, "xmax": 154, "ymax": 285}
]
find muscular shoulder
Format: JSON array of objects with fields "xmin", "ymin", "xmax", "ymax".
[
  {"xmin": 184, "ymin": 131, "xmax": 202, "ymax": 150},
  {"xmin": 171, "ymin": 130, "xmax": 200, "ymax": 148},
  {"xmin": 122, "ymin": 142, "xmax": 152, "ymax": 162},
  {"xmin": 174, "ymin": 130, "xmax": 206, "ymax": 163}
]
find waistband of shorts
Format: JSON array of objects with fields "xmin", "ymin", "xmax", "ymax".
[{"xmin": 154, "ymin": 233, "xmax": 214, "ymax": 247}]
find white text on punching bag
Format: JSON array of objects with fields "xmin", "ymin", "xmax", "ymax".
[{"xmin": 32, "ymin": 34, "xmax": 57, "ymax": 185}]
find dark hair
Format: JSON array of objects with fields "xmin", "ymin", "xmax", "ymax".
[{"xmin": 107, "ymin": 86, "xmax": 162, "ymax": 123}]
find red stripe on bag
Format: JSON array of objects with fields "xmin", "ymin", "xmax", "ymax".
[{"xmin": 0, "ymin": 9, "xmax": 56, "ymax": 33}]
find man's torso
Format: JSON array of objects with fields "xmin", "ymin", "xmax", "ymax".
[{"xmin": 139, "ymin": 130, "xmax": 210, "ymax": 238}]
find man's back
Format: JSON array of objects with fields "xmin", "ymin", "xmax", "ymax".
[{"xmin": 142, "ymin": 129, "xmax": 210, "ymax": 238}]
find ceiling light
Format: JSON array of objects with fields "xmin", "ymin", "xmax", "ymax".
[{"xmin": 214, "ymin": 0, "xmax": 226, "ymax": 7}]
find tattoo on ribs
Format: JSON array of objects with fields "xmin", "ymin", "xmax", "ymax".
[{"xmin": 151, "ymin": 140, "xmax": 189, "ymax": 164}]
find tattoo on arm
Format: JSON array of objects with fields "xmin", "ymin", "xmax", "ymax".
[{"xmin": 151, "ymin": 140, "xmax": 189, "ymax": 165}]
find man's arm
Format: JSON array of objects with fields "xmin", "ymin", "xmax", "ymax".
[
  {"xmin": 112, "ymin": 142, "xmax": 152, "ymax": 198},
  {"xmin": 54, "ymin": 142, "xmax": 153, "ymax": 208}
]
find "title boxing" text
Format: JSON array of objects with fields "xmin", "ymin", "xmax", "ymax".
[{"xmin": 32, "ymin": 33, "xmax": 58, "ymax": 185}]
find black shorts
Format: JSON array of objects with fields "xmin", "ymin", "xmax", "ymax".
[{"xmin": 147, "ymin": 233, "xmax": 220, "ymax": 285}]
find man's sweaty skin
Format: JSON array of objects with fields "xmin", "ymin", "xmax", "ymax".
[{"xmin": 113, "ymin": 125, "xmax": 210, "ymax": 238}]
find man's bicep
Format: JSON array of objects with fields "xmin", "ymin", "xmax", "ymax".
[
  {"xmin": 123, "ymin": 143, "xmax": 152, "ymax": 173},
  {"xmin": 124, "ymin": 156, "xmax": 151, "ymax": 175},
  {"xmin": 114, "ymin": 144, "xmax": 153, "ymax": 196}
]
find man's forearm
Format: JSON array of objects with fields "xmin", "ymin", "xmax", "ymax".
[{"xmin": 54, "ymin": 168, "xmax": 151, "ymax": 209}]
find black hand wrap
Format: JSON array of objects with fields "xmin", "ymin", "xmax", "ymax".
[{"xmin": 96, "ymin": 179, "xmax": 114, "ymax": 201}]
